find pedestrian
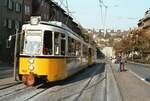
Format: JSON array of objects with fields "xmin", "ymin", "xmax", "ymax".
[
  {"xmin": 115, "ymin": 55, "xmax": 121, "ymax": 73},
  {"xmin": 120, "ymin": 54, "xmax": 126, "ymax": 72}
]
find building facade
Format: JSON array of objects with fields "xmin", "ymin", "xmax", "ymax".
[
  {"xmin": 0, "ymin": 0, "xmax": 23, "ymax": 62},
  {"xmin": 32, "ymin": 0, "xmax": 49, "ymax": 21},
  {"xmin": 0, "ymin": 0, "xmax": 83, "ymax": 62},
  {"xmin": 138, "ymin": 9, "xmax": 150, "ymax": 29},
  {"xmin": 138, "ymin": 9, "xmax": 150, "ymax": 37},
  {"xmin": 23, "ymin": 0, "xmax": 32, "ymax": 23}
]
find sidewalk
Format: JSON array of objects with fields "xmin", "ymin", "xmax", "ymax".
[
  {"xmin": 113, "ymin": 64, "xmax": 150, "ymax": 101},
  {"xmin": 0, "ymin": 62, "xmax": 13, "ymax": 70},
  {"xmin": 106, "ymin": 63, "xmax": 123, "ymax": 101}
]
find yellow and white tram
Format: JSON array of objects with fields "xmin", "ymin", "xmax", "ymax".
[{"xmin": 19, "ymin": 17, "xmax": 97, "ymax": 86}]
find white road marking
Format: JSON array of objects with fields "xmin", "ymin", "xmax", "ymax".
[{"xmin": 128, "ymin": 69, "xmax": 150, "ymax": 86}]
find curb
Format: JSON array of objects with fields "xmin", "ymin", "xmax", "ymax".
[
  {"xmin": 106, "ymin": 63, "xmax": 123, "ymax": 101},
  {"xmin": 128, "ymin": 69, "xmax": 150, "ymax": 86},
  {"xmin": 128, "ymin": 61, "xmax": 150, "ymax": 68}
]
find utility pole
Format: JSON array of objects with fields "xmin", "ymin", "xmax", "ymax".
[
  {"xmin": 98, "ymin": 0, "xmax": 108, "ymax": 37},
  {"xmin": 104, "ymin": 6, "xmax": 108, "ymax": 37},
  {"xmin": 14, "ymin": 28, "xmax": 19, "ymax": 81}
]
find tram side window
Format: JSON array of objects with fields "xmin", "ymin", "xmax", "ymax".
[
  {"xmin": 89, "ymin": 48, "xmax": 92, "ymax": 57},
  {"xmin": 54, "ymin": 32, "xmax": 60, "ymax": 55},
  {"xmin": 43, "ymin": 31, "xmax": 52, "ymax": 55},
  {"xmin": 91, "ymin": 48, "xmax": 94, "ymax": 56},
  {"xmin": 61, "ymin": 34, "xmax": 66, "ymax": 55},
  {"xmin": 68, "ymin": 37, "xmax": 76, "ymax": 56},
  {"xmin": 83, "ymin": 45, "xmax": 88, "ymax": 57},
  {"xmin": 75, "ymin": 41, "xmax": 81, "ymax": 56},
  {"xmin": 68, "ymin": 37, "xmax": 72, "ymax": 56}
]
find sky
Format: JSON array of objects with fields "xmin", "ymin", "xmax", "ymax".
[{"xmin": 54, "ymin": 0, "xmax": 150, "ymax": 30}]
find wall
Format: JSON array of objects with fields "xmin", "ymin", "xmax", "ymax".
[{"xmin": 0, "ymin": 0, "xmax": 23, "ymax": 62}]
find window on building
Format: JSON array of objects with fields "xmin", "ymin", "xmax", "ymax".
[
  {"xmin": 3, "ymin": 19, "xmax": 7, "ymax": 27},
  {"xmin": 41, "ymin": 1, "xmax": 44, "ymax": 6},
  {"xmin": 15, "ymin": 20, "xmax": 20, "ymax": 29},
  {"xmin": 8, "ymin": 19, "xmax": 12, "ymax": 29},
  {"xmin": 6, "ymin": 40, "xmax": 11, "ymax": 48},
  {"xmin": 8, "ymin": 0, "xmax": 13, "ymax": 10},
  {"xmin": 19, "ymin": 21, "xmax": 22, "ymax": 29},
  {"xmin": 43, "ymin": 31, "xmax": 52, "ymax": 55},
  {"xmin": 4, "ymin": 0, "xmax": 8, "ymax": 6},
  {"xmin": 47, "ymin": 14, "xmax": 49, "ymax": 20},
  {"xmin": 24, "ymin": 5, "xmax": 30, "ymax": 15},
  {"xmin": 15, "ymin": 2, "xmax": 21, "ymax": 12},
  {"xmin": 44, "ymin": 14, "xmax": 47, "ymax": 20}
]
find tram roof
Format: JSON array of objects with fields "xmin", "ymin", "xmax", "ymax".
[{"xmin": 22, "ymin": 21, "xmax": 90, "ymax": 46}]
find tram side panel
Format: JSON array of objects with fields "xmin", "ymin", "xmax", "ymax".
[{"xmin": 19, "ymin": 57, "xmax": 67, "ymax": 81}]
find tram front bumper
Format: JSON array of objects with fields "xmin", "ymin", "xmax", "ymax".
[{"xmin": 22, "ymin": 73, "xmax": 36, "ymax": 86}]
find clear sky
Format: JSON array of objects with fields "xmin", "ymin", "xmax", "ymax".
[{"xmin": 55, "ymin": 0, "xmax": 150, "ymax": 30}]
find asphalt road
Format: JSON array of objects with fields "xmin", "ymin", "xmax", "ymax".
[
  {"xmin": 126, "ymin": 63, "xmax": 150, "ymax": 82},
  {"xmin": 0, "ymin": 62, "xmax": 107, "ymax": 101}
]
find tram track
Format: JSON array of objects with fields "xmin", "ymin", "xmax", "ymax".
[
  {"xmin": 57, "ymin": 74, "xmax": 106, "ymax": 101},
  {"xmin": 0, "ymin": 82, "xmax": 22, "ymax": 90},
  {"xmin": 0, "ymin": 63, "xmax": 106, "ymax": 101},
  {"xmin": 73, "ymin": 64, "xmax": 106, "ymax": 101},
  {"xmin": 24, "ymin": 88, "xmax": 48, "ymax": 101},
  {"xmin": 28, "ymin": 63, "xmax": 106, "ymax": 101},
  {"xmin": 0, "ymin": 83, "xmax": 27, "ymax": 99},
  {"xmin": 0, "ymin": 83, "xmax": 45, "ymax": 101}
]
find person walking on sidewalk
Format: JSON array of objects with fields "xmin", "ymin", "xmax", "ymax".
[
  {"xmin": 120, "ymin": 54, "xmax": 126, "ymax": 72},
  {"xmin": 115, "ymin": 55, "xmax": 121, "ymax": 72}
]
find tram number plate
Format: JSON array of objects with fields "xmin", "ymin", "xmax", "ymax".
[{"xmin": 22, "ymin": 69, "xmax": 27, "ymax": 73}]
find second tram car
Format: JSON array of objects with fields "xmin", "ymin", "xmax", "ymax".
[{"xmin": 19, "ymin": 17, "xmax": 97, "ymax": 86}]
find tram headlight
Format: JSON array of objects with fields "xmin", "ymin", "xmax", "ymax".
[
  {"xmin": 29, "ymin": 65, "xmax": 34, "ymax": 71},
  {"xmin": 28, "ymin": 59, "xmax": 34, "ymax": 64}
]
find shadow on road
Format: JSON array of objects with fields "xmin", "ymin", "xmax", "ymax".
[{"xmin": 37, "ymin": 63, "xmax": 105, "ymax": 89}]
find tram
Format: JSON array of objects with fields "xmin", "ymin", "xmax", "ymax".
[{"xmin": 18, "ymin": 16, "xmax": 97, "ymax": 86}]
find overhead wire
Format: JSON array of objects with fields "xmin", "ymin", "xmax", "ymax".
[
  {"xmin": 58, "ymin": 0, "xmax": 73, "ymax": 25},
  {"xmin": 65, "ymin": 0, "xmax": 70, "ymax": 25},
  {"xmin": 57, "ymin": 0, "xmax": 81, "ymax": 27},
  {"xmin": 98, "ymin": 0, "xmax": 108, "ymax": 36}
]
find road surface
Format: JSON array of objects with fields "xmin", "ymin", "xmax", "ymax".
[{"xmin": 0, "ymin": 61, "xmax": 114, "ymax": 101}]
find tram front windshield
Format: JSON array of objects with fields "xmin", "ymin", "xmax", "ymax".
[{"xmin": 24, "ymin": 35, "xmax": 42, "ymax": 55}]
